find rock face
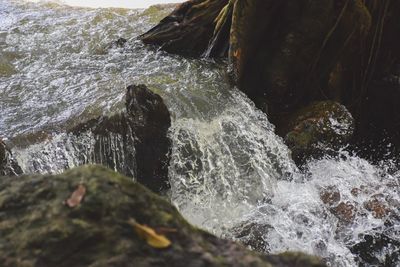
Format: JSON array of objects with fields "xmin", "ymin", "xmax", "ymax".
[
  {"xmin": 70, "ymin": 85, "xmax": 171, "ymax": 193},
  {"xmin": 0, "ymin": 139, "xmax": 22, "ymax": 176},
  {"xmin": 0, "ymin": 165, "xmax": 326, "ymax": 267},
  {"xmin": 282, "ymin": 101, "xmax": 354, "ymax": 164},
  {"xmin": 140, "ymin": 0, "xmax": 400, "ymax": 163},
  {"xmin": 140, "ymin": 0, "xmax": 229, "ymax": 57}
]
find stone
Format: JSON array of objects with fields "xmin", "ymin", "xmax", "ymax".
[
  {"xmin": 0, "ymin": 139, "xmax": 22, "ymax": 176},
  {"xmin": 283, "ymin": 101, "xmax": 354, "ymax": 164},
  {"xmin": 69, "ymin": 85, "xmax": 171, "ymax": 193},
  {"xmin": 0, "ymin": 165, "xmax": 326, "ymax": 267}
]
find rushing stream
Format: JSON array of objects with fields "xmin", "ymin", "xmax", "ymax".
[{"xmin": 1, "ymin": 1, "xmax": 399, "ymax": 266}]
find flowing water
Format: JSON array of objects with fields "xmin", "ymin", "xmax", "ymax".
[{"xmin": 0, "ymin": 1, "xmax": 399, "ymax": 266}]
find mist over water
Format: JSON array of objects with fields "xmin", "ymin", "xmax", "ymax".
[{"xmin": 1, "ymin": 1, "xmax": 399, "ymax": 266}]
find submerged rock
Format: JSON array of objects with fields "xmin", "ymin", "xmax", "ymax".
[
  {"xmin": 0, "ymin": 165, "xmax": 326, "ymax": 267},
  {"xmin": 70, "ymin": 84, "xmax": 171, "ymax": 193},
  {"xmin": 0, "ymin": 139, "xmax": 22, "ymax": 176},
  {"xmin": 282, "ymin": 101, "xmax": 354, "ymax": 164}
]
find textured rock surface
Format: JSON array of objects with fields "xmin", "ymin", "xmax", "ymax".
[
  {"xmin": 140, "ymin": 0, "xmax": 229, "ymax": 57},
  {"xmin": 140, "ymin": 0, "xmax": 400, "ymax": 163},
  {"xmin": 0, "ymin": 139, "xmax": 22, "ymax": 176},
  {"xmin": 0, "ymin": 165, "xmax": 326, "ymax": 267},
  {"xmin": 69, "ymin": 84, "xmax": 171, "ymax": 193},
  {"xmin": 283, "ymin": 101, "xmax": 354, "ymax": 164}
]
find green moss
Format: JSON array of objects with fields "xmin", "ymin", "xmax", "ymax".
[{"xmin": 0, "ymin": 165, "xmax": 325, "ymax": 267}]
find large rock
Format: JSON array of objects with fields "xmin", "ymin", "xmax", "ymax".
[
  {"xmin": 140, "ymin": 0, "xmax": 229, "ymax": 57},
  {"xmin": 0, "ymin": 139, "xmax": 22, "ymax": 176},
  {"xmin": 0, "ymin": 165, "xmax": 326, "ymax": 267},
  {"xmin": 141, "ymin": 0, "xmax": 371, "ymax": 116},
  {"xmin": 69, "ymin": 84, "xmax": 171, "ymax": 193},
  {"xmin": 282, "ymin": 101, "xmax": 354, "ymax": 164}
]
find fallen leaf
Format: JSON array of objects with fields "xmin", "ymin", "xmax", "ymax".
[
  {"xmin": 65, "ymin": 184, "xmax": 86, "ymax": 208},
  {"xmin": 128, "ymin": 218, "xmax": 171, "ymax": 249}
]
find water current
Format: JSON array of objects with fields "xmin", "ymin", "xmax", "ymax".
[{"xmin": 0, "ymin": 1, "xmax": 399, "ymax": 266}]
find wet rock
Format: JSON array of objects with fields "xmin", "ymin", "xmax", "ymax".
[
  {"xmin": 141, "ymin": 0, "xmax": 371, "ymax": 115},
  {"xmin": 231, "ymin": 221, "xmax": 274, "ymax": 253},
  {"xmin": 331, "ymin": 201, "xmax": 356, "ymax": 224},
  {"xmin": 0, "ymin": 139, "xmax": 22, "ymax": 176},
  {"xmin": 69, "ymin": 84, "xmax": 171, "ymax": 193},
  {"xmin": 283, "ymin": 101, "xmax": 354, "ymax": 164},
  {"xmin": 0, "ymin": 165, "xmax": 326, "ymax": 267},
  {"xmin": 350, "ymin": 233, "xmax": 400, "ymax": 267},
  {"xmin": 320, "ymin": 187, "xmax": 341, "ymax": 207},
  {"xmin": 364, "ymin": 194, "xmax": 391, "ymax": 219},
  {"xmin": 140, "ymin": 0, "xmax": 229, "ymax": 57},
  {"xmin": 108, "ymin": 37, "xmax": 127, "ymax": 49}
]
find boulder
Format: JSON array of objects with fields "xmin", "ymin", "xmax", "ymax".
[
  {"xmin": 140, "ymin": 0, "xmax": 371, "ymax": 117},
  {"xmin": 140, "ymin": 0, "xmax": 229, "ymax": 57},
  {"xmin": 282, "ymin": 101, "xmax": 354, "ymax": 164},
  {"xmin": 69, "ymin": 85, "xmax": 171, "ymax": 193},
  {"xmin": 0, "ymin": 165, "xmax": 326, "ymax": 267},
  {"xmin": 0, "ymin": 139, "xmax": 22, "ymax": 176}
]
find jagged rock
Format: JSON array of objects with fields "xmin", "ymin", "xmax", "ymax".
[
  {"xmin": 0, "ymin": 165, "xmax": 326, "ymax": 267},
  {"xmin": 140, "ymin": 0, "xmax": 229, "ymax": 57},
  {"xmin": 139, "ymin": 0, "xmax": 400, "ymax": 162},
  {"xmin": 282, "ymin": 101, "xmax": 354, "ymax": 164},
  {"xmin": 0, "ymin": 139, "xmax": 22, "ymax": 176},
  {"xmin": 350, "ymin": 233, "xmax": 400, "ymax": 267},
  {"xmin": 69, "ymin": 84, "xmax": 171, "ymax": 193},
  {"xmin": 140, "ymin": 0, "xmax": 371, "ymax": 116}
]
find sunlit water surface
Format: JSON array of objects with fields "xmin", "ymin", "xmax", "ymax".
[{"xmin": 0, "ymin": 1, "xmax": 399, "ymax": 266}]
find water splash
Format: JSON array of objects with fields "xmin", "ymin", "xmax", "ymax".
[
  {"xmin": 1, "ymin": 1, "xmax": 399, "ymax": 266},
  {"xmin": 169, "ymin": 90, "xmax": 297, "ymax": 232}
]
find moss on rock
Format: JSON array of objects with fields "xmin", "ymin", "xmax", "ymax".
[
  {"xmin": 0, "ymin": 165, "xmax": 325, "ymax": 267},
  {"xmin": 283, "ymin": 101, "xmax": 354, "ymax": 164}
]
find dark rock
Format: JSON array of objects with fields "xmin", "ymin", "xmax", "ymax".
[
  {"xmin": 140, "ymin": 0, "xmax": 229, "ymax": 57},
  {"xmin": 350, "ymin": 233, "xmax": 400, "ymax": 267},
  {"xmin": 231, "ymin": 220, "xmax": 274, "ymax": 253},
  {"xmin": 0, "ymin": 139, "xmax": 22, "ymax": 176},
  {"xmin": 69, "ymin": 84, "xmax": 171, "ymax": 193},
  {"xmin": 0, "ymin": 165, "xmax": 326, "ymax": 267},
  {"xmin": 108, "ymin": 37, "xmax": 127, "ymax": 49},
  {"xmin": 282, "ymin": 101, "xmax": 354, "ymax": 164}
]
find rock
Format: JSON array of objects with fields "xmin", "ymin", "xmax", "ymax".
[
  {"xmin": 139, "ymin": 0, "xmax": 400, "ymax": 162},
  {"xmin": 0, "ymin": 165, "xmax": 326, "ymax": 267},
  {"xmin": 69, "ymin": 84, "xmax": 171, "ymax": 193},
  {"xmin": 320, "ymin": 186, "xmax": 341, "ymax": 207},
  {"xmin": 231, "ymin": 221, "xmax": 274, "ymax": 253},
  {"xmin": 350, "ymin": 233, "xmax": 400, "ymax": 266},
  {"xmin": 331, "ymin": 201, "xmax": 356, "ymax": 224},
  {"xmin": 283, "ymin": 101, "xmax": 354, "ymax": 164},
  {"xmin": 140, "ymin": 0, "xmax": 229, "ymax": 57},
  {"xmin": 108, "ymin": 37, "xmax": 127, "ymax": 49},
  {"xmin": 0, "ymin": 139, "xmax": 22, "ymax": 176}
]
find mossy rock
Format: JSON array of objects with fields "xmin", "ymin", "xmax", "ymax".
[
  {"xmin": 0, "ymin": 165, "xmax": 325, "ymax": 267},
  {"xmin": 284, "ymin": 101, "xmax": 354, "ymax": 164}
]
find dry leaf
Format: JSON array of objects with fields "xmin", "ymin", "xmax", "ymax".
[
  {"xmin": 128, "ymin": 218, "xmax": 171, "ymax": 249},
  {"xmin": 65, "ymin": 184, "xmax": 86, "ymax": 208}
]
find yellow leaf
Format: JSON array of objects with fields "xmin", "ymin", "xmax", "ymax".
[{"xmin": 128, "ymin": 218, "xmax": 171, "ymax": 249}]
